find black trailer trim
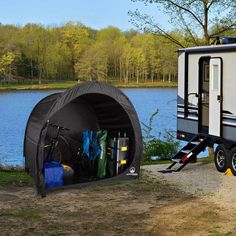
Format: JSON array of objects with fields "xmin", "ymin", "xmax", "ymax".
[
  {"xmin": 179, "ymin": 45, "xmax": 236, "ymax": 54},
  {"xmin": 178, "ymin": 111, "xmax": 198, "ymax": 115},
  {"xmin": 223, "ymin": 110, "xmax": 233, "ymax": 114},
  {"xmin": 178, "ymin": 104, "xmax": 198, "ymax": 110},
  {"xmin": 222, "ymin": 117, "xmax": 236, "ymax": 121},
  {"xmin": 177, "ymin": 117, "xmax": 198, "ymax": 121}
]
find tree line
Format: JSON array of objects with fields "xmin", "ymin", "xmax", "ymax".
[
  {"xmin": 1, "ymin": 19, "xmax": 235, "ymax": 85},
  {"xmin": 0, "ymin": 22, "xmax": 181, "ymax": 84}
]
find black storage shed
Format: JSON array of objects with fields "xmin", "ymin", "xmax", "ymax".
[{"xmin": 24, "ymin": 82, "xmax": 143, "ymax": 195}]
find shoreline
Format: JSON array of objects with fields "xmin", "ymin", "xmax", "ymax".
[{"xmin": 0, "ymin": 81, "xmax": 177, "ymax": 91}]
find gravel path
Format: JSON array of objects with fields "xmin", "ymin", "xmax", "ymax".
[{"xmin": 143, "ymin": 161, "xmax": 236, "ymax": 210}]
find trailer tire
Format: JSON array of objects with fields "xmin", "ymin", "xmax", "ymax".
[
  {"xmin": 214, "ymin": 144, "xmax": 230, "ymax": 173},
  {"xmin": 229, "ymin": 147, "xmax": 236, "ymax": 176}
]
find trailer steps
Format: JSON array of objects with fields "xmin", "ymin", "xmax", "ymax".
[{"xmin": 159, "ymin": 135, "xmax": 209, "ymax": 173}]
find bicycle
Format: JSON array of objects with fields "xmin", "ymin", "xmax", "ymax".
[{"xmin": 44, "ymin": 123, "xmax": 82, "ymax": 164}]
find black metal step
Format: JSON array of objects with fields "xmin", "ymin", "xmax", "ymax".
[
  {"xmin": 191, "ymin": 141, "xmax": 200, "ymax": 145},
  {"xmin": 172, "ymin": 158, "xmax": 182, "ymax": 163},
  {"xmin": 181, "ymin": 150, "xmax": 191, "ymax": 153},
  {"xmin": 160, "ymin": 135, "xmax": 209, "ymax": 173},
  {"xmin": 158, "ymin": 169, "xmax": 178, "ymax": 174}
]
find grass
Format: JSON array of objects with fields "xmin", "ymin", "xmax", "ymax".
[
  {"xmin": 0, "ymin": 157, "xmax": 212, "ymax": 187},
  {"xmin": 141, "ymin": 156, "xmax": 213, "ymax": 166},
  {"xmin": 0, "ymin": 81, "xmax": 77, "ymax": 91},
  {"xmin": 0, "ymin": 171, "xmax": 33, "ymax": 187},
  {"xmin": 0, "ymin": 80, "xmax": 177, "ymax": 91},
  {"xmin": 142, "ymin": 158, "xmax": 172, "ymax": 165},
  {"xmin": 0, "ymin": 210, "xmax": 41, "ymax": 219},
  {"xmin": 208, "ymin": 225, "xmax": 233, "ymax": 236},
  {"xmin": 113, "ymin": 81, "xmax": 177, "ymax": 88},
  {"xmin": 198, "ymin": 156, "xmax": 213, "ymax": 164}
]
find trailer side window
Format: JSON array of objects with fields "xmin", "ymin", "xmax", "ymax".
[{"xmin": 212, "ymin": 65, "xmax": 219, "ymax": 90}]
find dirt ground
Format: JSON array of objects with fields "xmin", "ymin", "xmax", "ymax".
[{"xmin": 0, "ymin": 163, "xmax": 236, "ymax": 236}]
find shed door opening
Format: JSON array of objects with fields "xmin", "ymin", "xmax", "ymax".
[
  {"xmin": 44, "ymin": 94, "xmax": 134, "ymax": 185},
  {"xmin": 209, "ymin": 58, "xmax": 222, "ymax": 136}
]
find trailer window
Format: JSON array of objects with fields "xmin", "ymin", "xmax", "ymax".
[{"xmin": 213, "ymin": 65, "xmax": 219, "ymax": 90}]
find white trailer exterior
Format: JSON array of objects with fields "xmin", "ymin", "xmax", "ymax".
[{"xmin": 176, "ymin": 44, "xmax": 236, "ymax": 175}]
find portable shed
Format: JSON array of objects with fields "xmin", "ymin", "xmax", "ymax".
[{"xmin": 24, "ymin": 81, "xmax": 143, "ymax": 196}]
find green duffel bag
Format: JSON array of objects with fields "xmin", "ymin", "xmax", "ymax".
[{"xmin": 97, "ymin": 130, "xmax": 108, "ymax": 178}]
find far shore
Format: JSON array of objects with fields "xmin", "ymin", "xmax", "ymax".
[{"xmin": 0, "ymin": 81, "xmax": 177, "ymax": 91}]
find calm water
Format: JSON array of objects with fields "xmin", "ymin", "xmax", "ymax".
[{"xmin": 0, "ymin": 88, "xmax": 177, "ymax": 167}]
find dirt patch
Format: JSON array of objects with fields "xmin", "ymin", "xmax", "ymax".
[
  {"xmin": 144, "ymin": 162, "xmax": 236, "ymax": 235},
  {"xmin": 144, "ymin": 162, "xmax": 236, "ymax": 210},
  {"xmin": 0, "ymin": 193, "xmax": 19, "ymax": 202},
  {"xmin": 0, "ymin": 169, "xmax": 236, "ymax": 235},
  {"xmin": 149, "ymin": 199, "xmax": 235, "ymax": 236}
]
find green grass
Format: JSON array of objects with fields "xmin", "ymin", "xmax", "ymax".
[
  {"xmin": 0, "ymin": 210, "xmax": 41, "ymax": 219},
  {"xmin": 142, "ymin": 159, "xmax": 172, "ymax": 165},
  {"xmin": 0, "ymin": 81, "xmax": 77, "ymax": 90},
  {"xmin": 0, "ymin": 81, "xmax": 177, "ymax": 91},
  {"xmin": 141, "ymin": 156, "xmax": 213, "ymax": 166},
  {"xmin": 198, "ymin": 156, "xmax": 213, "ymax": 164},
  {"xmin": 0, "ymin": 171, "xmax": 33, "ymax": 187},
  {"xmin": 113, "ymin": 81, "xmax": 177, "ymax": 88},
  {"xmin": 208, "ymin": 225, "xmax": 233, "ymax": 236}
]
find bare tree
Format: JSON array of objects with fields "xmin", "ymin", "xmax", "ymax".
[{"xmin": 129, "ymin": 0, "xmax": 236, "ymax": 47}]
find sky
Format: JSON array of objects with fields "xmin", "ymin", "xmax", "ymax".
[{"xmin": 0, "ymin": 0, "xmax": 170, "ymax": 30}]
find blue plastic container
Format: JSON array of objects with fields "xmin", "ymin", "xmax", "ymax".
[{"xmin": 44, "ymin": 161, "xmax": 64, "ymax": 188}]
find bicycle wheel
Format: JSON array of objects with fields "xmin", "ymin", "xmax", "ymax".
[
  {"xmin": 50, "ymin": 140, "xmax": 62, "ymax": 163},
  {"xmin": 56, "ymin": 135, "xmax": 72, "ymax": 163}
]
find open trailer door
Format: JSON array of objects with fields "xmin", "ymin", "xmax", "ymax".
[{"xmin": 209, "ymin": 58, "xmax": 222, "ymax": 137}]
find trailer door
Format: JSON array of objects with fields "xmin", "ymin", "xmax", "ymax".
[{"xmin": 209, "ymin": 58, "xmax": 222, "ymax": 136}]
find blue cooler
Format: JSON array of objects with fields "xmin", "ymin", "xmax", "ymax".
[{"xmin": 44, "ymin": 161, "xmax": 64, "ymax": 188}]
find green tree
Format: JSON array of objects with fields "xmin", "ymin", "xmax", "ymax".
[
  {"xmin": 96, "ymin": 26, "xmax": 124, "ymax": 79},
  {"xmin": 0, "ymin": 52, "xmax": 16, "ymax": 76},
  {"xmin": 76, "ymin": 41, "xmax": 108, "ymax": 81},
  {"xmin": 131, "ymin": 34, "xmax": 161, "ymax": 83},
  {"xmin": 0, "ymin": 22, "xmax": 183, "ymax": 83},
  {"xmin": 129, "ymin": 0, "xmax": 236, "ymax": 46},
  {"xmin": 19, "ymin": 24, "xmax": 51, "ymax": 83},
  {"xmin": 132, "ymin": 47, "xmax": 146, "ymax": 84},
  {"xmin": 61, "ymin": 22, "xmax": 91, "ymax": 79},
  {"xmin": 121, "ymin": 42, "xmax": 134, "ymax": 83}
]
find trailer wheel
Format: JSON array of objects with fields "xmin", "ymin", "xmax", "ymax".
[
  {"xmin": 214, "ymin": 145, "xmax": 230, "ymax": 172},
  {"xmin": 229, "ymin": 147, "xmax": 236, "ymax": 176}
]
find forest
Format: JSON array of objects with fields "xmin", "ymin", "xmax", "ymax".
[
  {"xmin": 0, "ymin": 22, "xmax": 185, "ymax": 84},
  {"xmin": 0, "ymin": 21, "xmax": 235, "ymax": 85}
]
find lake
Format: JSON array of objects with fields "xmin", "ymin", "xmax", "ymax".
[{"xmin": 0, "ymin": 88, "xmax": 178, "ymax": 167}]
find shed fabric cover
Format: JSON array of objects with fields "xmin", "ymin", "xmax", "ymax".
[{"xmin": 24, "ymin": 82, "xmax": 143, "ymax": 195}]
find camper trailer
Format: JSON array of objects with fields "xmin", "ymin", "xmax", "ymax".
[{"xmin": 163, "ymin": 37, "xmax": 236, "ymax": 175}]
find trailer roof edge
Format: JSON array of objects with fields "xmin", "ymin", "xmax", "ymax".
[{"xmin": 178, "ymin": 44, "xmax": 236, "ymax": 54}]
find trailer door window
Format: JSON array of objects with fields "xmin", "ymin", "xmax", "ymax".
[{"xmin": 212, "ymin": 65, "xmax": 219, "ymax": 90}]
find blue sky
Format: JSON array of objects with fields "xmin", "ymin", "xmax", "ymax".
[{"xmin": 0, "ymin": 0, "xmax": 170, "ymax": 30}]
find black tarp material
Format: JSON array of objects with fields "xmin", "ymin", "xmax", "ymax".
[{"xmin": 24, "ymin": 82, "xmax": 143, "ymax": 195}]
